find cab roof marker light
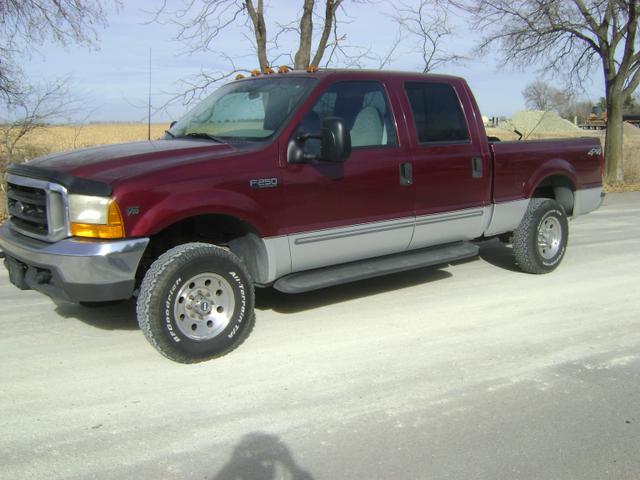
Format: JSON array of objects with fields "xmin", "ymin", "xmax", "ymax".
[
  {"xmin": 278, "ymin": 66, "xmax": 290, "ymax": 73},
  {"xmin": 235, "ymin": 73, "xmax": 246, "ymax": 80},
  {"xmin": 306, "ymin": 65, "xmax": 319, "ymax": 72},
  {"xmin": 263, "ymin": 67, "xmax": 275, "ymax": 75},
  {"xmin": 250, "ymin": 69, "xmax": 261, "ymax": 77}
]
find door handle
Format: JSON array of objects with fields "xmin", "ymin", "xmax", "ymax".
[
  {"xmin": 399, "ymin": 162, "xmax": 413, "ymax": 186},
  {"xmin": 471, "ymin": 157, "xmax": 483, "ymax": 179}
]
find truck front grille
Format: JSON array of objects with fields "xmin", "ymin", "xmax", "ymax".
[
  {"xmin": 5, "ymin": 175, "xmax": 68, "ymax": 242},
  {"xmin": 7, "ymin": 182, "xmax": 49, "ymax": 236}
]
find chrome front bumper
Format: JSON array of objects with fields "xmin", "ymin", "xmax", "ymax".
[{"xmin": 0, "ymin": 223, "xmax": 149, "ymax": 302}]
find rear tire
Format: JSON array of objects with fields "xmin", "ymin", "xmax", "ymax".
[
  {"xmin": 513, "ymin": 199, "xmax": 569, "ymax": 274},
  {"xmin": 137, "ymin": 243, "xmax": 255, "ymax": 363}
]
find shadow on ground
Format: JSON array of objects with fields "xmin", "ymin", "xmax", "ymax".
[
  {"xmin": 211, "ymin": 432, "xmax": 313, "ymax": 480},
  {"xmin": 54, "ymin": 299, "xmax": 139, "ymax": 330},
  {"xmin": 477, "ymin": 238, "xmax": 520, "ymax": 272},
  {"xmin": 256, "ymin": 267, "xmax": 455, "ymax": 313},
  {"xmin": 51, "ymin": 241, "xmax": 516, "ymax": 327}
]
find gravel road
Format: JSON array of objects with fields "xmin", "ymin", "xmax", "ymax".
[{"xmin": 1, "ymin": 193, "xmax": 639, "ymax": 480}]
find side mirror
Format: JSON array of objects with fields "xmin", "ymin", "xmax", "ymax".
[
  {"xmin": 287, "ymin": 116, "xmax": 351, "ymax": 164},
  {"xmin": 320, "ymin": 117, "xmax": 351, "ymax": 163}
]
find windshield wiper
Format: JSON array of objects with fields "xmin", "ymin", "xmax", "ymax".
[
  {"xmin": 164, "ymin": 130, "xmax": 175, "ymax": 138},
  {"xmin": 180, "ymin": 132, "xmax": 226, "ymax": 143}
]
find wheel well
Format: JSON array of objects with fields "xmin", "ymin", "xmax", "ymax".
[
  {"xmin": 532, "ymin": 175, "xmax": 574, "ymax": 215},
  {"xmin": 136, "ymin": 214, "xmax": 269, "ymax": 287}
]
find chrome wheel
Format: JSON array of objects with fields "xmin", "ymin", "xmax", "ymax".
[
  {"xmin": 537, "ymin": 215, "xmax": 562, "ymax": 260},
  {"xmin": 173, "ymin": 273, "xmax": 235, "ymax": 341}
]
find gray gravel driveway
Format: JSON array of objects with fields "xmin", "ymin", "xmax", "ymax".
[{"xmin": 1, "ymin": 193, "xmax": 639, "ymax": 479}]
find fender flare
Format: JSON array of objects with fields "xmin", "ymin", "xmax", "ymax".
[
  {"xmin": 128, "ymin": 189, "xmax": 269, "ymax": 238},
  {"xmin": 524, "ymin": 158, "xmax": 578, "ymax": 199}
]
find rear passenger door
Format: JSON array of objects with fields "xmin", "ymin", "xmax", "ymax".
[
  {"xmin": 403, "ymin": 81, "xmax": 491, "ymax": 249},
  {"xmin": 280, "ymin": 80, "xmax": 415, "ymax": 272}
]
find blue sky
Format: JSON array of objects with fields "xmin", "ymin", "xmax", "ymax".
[{"xmin": 18, "ymin": 0, "xmax": 606, "ymax": 123}]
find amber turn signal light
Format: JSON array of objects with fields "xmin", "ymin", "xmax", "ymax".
[{"xmin": 70, "ymin": 200, "xmax": 125, "ymax": 239}]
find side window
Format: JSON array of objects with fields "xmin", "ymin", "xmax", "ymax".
[
  {"xmin": 404, "ymin": 82, "xmax": 470, "ymax": 144},
  {"xmin": 298, "ymin": 81, "xmax": 398, "ymax": 153}
]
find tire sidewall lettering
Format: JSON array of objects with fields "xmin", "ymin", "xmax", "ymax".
[
  {"xmin": 139, "ymin": 243, "xmax": 256, "ymax": 362},
  {"xmin": 164, "ymin": 277, "xmax": 182, "ymax": 343},
  {"xmin": 163, "ymin": 264, "xmax": 248, "ymax": 348},
  {"xmin": 227, "ymin": 271, "xmax": 247, "ymax": 340}
]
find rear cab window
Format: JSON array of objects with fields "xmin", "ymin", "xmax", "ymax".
[{"xmin": 404, "ymin": 82, "xmax": 470, "ymax": 144}]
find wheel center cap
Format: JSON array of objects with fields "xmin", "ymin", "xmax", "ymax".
[{"xmin": 193, "ymin": 296, "xmax": 212, "ymax": 315}]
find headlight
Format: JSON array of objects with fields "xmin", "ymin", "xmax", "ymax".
[{"xmin": 68, "ymin": 194, "xmax": 124, "ymax": 239}]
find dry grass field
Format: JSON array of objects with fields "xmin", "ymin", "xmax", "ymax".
[
  {"xmin": 0, "ymin": 123, "xmax": 639, "ymax": 223},
  {"xmin": 0, "ymin": 124, "xmax": 167, "ymax": 221},
  {"xmin": 5, "ymin": 123, "xmax": 169, "ymax": 162}
]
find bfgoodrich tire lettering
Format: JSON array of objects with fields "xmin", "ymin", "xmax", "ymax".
[
  {"xmin": 137, "ymin": 243, "xmax": 255, "ymax": 363},
  {"xmin": 513, "ymin": 198, "xmax": 569, "ymax": 274}
]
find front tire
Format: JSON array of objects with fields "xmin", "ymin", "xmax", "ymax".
[
  {"xmin": 513, "ymin": 199, "xmax": 569, "ymax": 274},
  {"xmin": 137, "ymin": 243, "xmax": 255, "ymax": 363}
]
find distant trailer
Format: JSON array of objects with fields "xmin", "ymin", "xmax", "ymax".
[
  {"xmin": 623, "ymin": 114, "xmax": 640, "ymax": 121},
  {"xmin": 580, "ymin": 115, "xmax": 640, "ymax": 129},
  {"xmin": 579, "ymin": 122, "xmax": 607, "ymax": 130},
  {"xmin": 623, "ymin": 114, "xmax": 640, "ymax": 127}
]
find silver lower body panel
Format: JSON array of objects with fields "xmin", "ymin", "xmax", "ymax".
[{"xmin": 573, "ymin": 186, "xmax": 604, "ymax": 216}]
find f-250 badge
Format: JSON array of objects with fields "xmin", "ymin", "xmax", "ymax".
[{"xmin": 249, "ymin": 178, "xmax": 278, "ymax": 189}]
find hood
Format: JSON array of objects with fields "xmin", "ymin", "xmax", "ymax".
[{"xmin": 26, "ymin": 139, "xmax": 236, "ymax": 185}]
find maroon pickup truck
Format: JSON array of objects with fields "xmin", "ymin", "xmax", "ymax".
[{"xmin": 0, "ymin": 69, "xmax": 604, "ymax": 362}]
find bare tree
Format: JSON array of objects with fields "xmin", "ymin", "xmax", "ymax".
[
  {"xmin": 0, "ymin": 78, "xmax": 77, "ymax": 168},
  {"xmin": 377, "ymin": 30, "xmax": 405, "ymax": 69},
  {"xmin": 154, "ymin": 1, "xmax": 347, "ymax": 69},
  {"xmin": 522, "ymin": 80, "xmax": 558, "ymax": 111},
  {"xmin": 522, "ymin": 80, "xmax": 573, "ymax": 117},
  {"xmin": 623, "ymin": 91, "xmax": 640, "ymax": 114},
  {"xmin": 569, "ymin": 100, "xmax": 596, "ymax": 124},
  {"xmin": 392, "ymin": 1, "xmax": 465, "ymax": 73},
  {"xmin": 457, "ymin": 0, "xmax": 640, "ymax": 182},
  {"xmin": 153, "ymin": 0, "xmax": 379, "ymax": 105},
  {"xmin": 0, "ymin": 1, "xmax": 115, "ymax": 101}
]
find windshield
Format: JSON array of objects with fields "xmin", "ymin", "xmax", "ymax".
[{"xmin": 167, "ymin": 77, "xmax": 316, "ymax": 141}]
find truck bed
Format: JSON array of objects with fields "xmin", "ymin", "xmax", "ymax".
[{"xmin": 489, "ymin": 137, "xmax": 603, "ymax": 203}]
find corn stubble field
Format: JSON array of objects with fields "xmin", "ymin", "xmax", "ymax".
[{"xmin": 0, "ymin": 123, "xmax": 639, "ymax": 222}]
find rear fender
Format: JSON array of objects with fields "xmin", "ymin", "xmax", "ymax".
[{"xmin": 524, "ymin": 158, "xmax": 578, "ymax": 199}]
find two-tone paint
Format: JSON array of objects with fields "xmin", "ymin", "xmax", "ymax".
[{"xmin": 1, "ymin": 69, "xmax": 604, "ymax": 298}]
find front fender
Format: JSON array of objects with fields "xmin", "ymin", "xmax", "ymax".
[{"xmin": 124, "ymin": 188, "xmax": 269, "ymax": 237}]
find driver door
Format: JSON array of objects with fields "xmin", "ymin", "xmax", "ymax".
[{"xmin": 278, "ymin": 80, "xmax": 415, "ymax": 272}]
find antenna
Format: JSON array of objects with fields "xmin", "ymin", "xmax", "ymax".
[{"xmin": 147, "ymin": 47, "xmax": 152, "ymax": 141}]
